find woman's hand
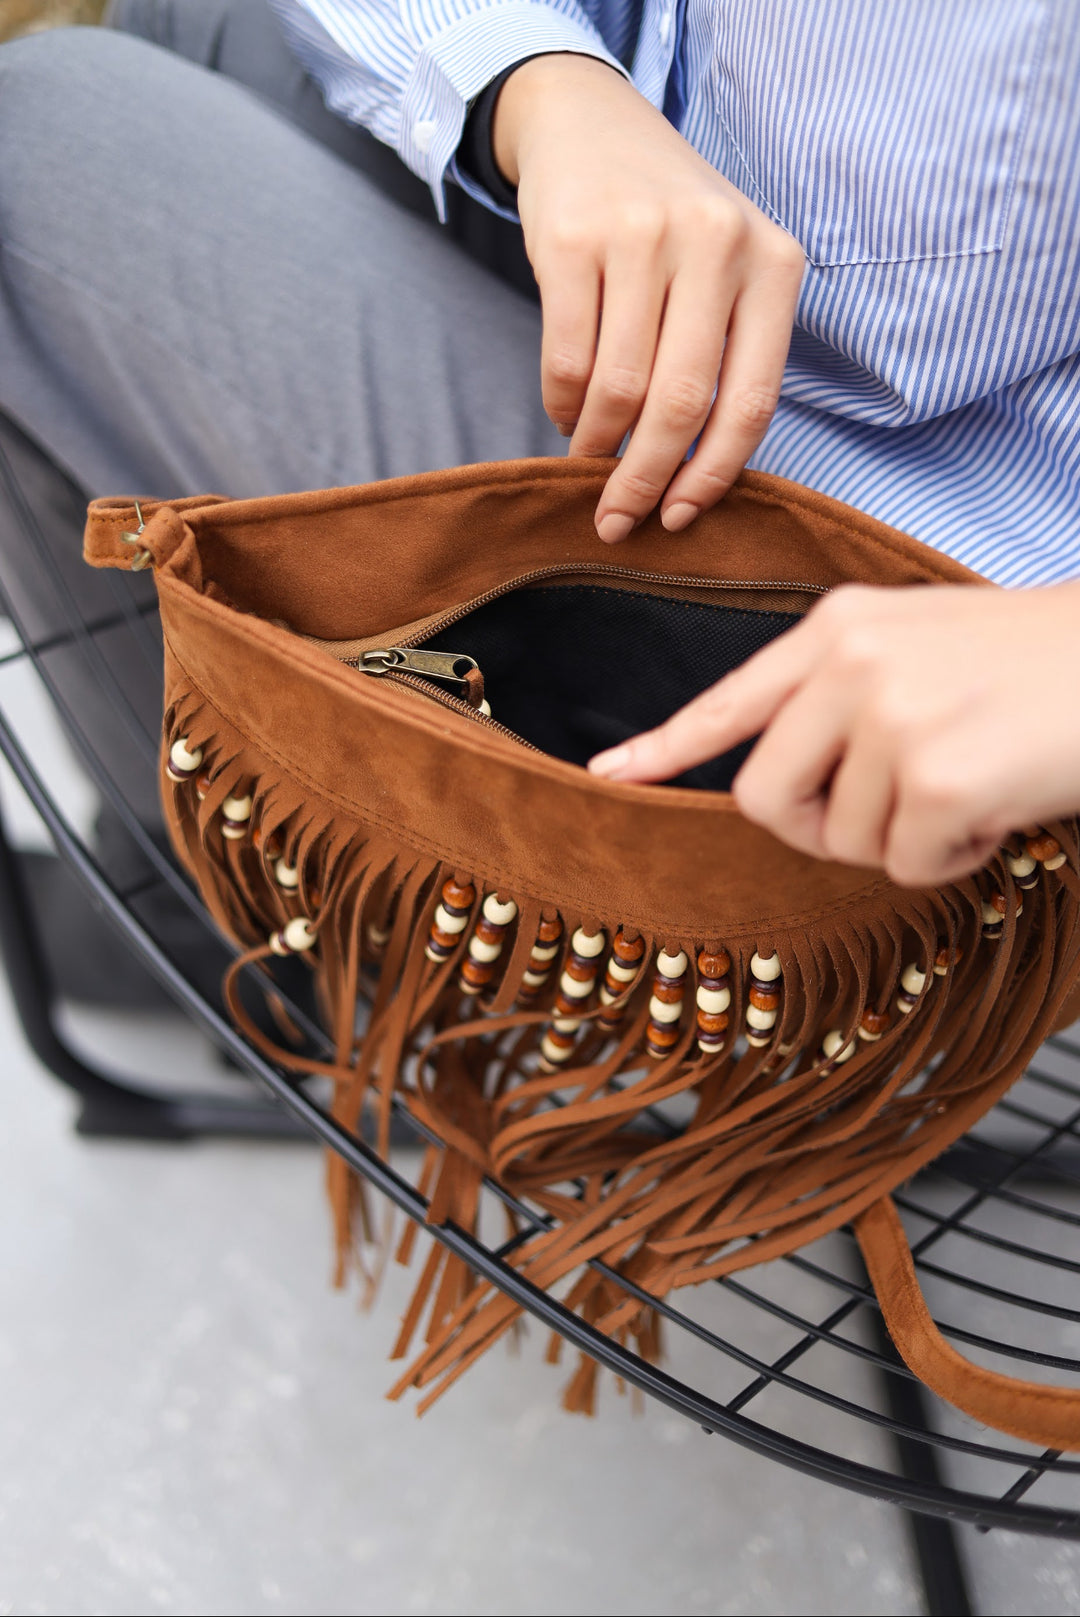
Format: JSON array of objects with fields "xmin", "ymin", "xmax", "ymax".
[
  {"xmin": 588, "ymin": 582, "xmax": 1080, "ymax": 886},
  {"xmin": 493, "ymin": 54, "xmax": 804, "ymax": 542}
]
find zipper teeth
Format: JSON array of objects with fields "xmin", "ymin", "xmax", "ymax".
[
  {"xmin": 391, "ymin": 563, "xmax": 828, "ymax": 647},
  {"xmin": 385, "ymin": 669, "xmax": 542, "ymax": 751}
]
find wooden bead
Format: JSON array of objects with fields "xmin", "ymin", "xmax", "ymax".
[
  {"xmin": 745, "ymin": 1004, "xmax": 778, "ymax": 1032},
  {"xmin": 563, "ymin": 955, "xmax": 596, "ymax": 983},
  {"xmin": 749, "ymin": 951, "xmax": 781, "ymax": 982},
  {"xmin": 222, "ymin": 793, "xmax": 252, "ymax": 824},
  {"xmin": 571, "ymin": 927, "xmax": 606, "ymax": 959},
  {"xmin": 697, "ymin": 949, "xmax": 731, "ymax": 978},
  {"xmin": 1007, "ymin": 852, "xmax": 1038, "ymax": 886},
  {"xmin": 469, "ymin": 934, "xmax": 503, "ymax": 964},
  {"xmin": 537, "ymin": 917, "xmax": 564, "ymax": 945},
  {"xmin": 1027, "ymin": 833, "xmax": 1062, "ymax": 864},
  {"xmin": 366, "ymin": 921, "xmax": 391, "ymax": 950},
  {"xmin": 648, "ymin": 995, "xmax": 682, "ymax": 1024},
  {"xmin": 900, "ymin": 963, "xmax": 927, "ymax": 997},
  {"xmin": 651, "ymin": 978, "xmax": 683, "ymax": 1005},
  {"xmin": 195, "ymin": 773, "xmax": 212, "ymax": 801},
  {"xmin": 933, "ymin": 945, "xmax": 962, "ymax": 976},
  {"xmin": 271, "ymin": 916, "xmax": 316, "ymax": 955},
  {"xmin": 821, "ymin": 1029, "xmax": 855, "ymax": 1065},
  {"xmin": 483, "ymin": 894, "xmax": 518, "ymax": 927},
  {"xmin": 606, "ymin": 958, "xmax": 638, "ymax": 984},
  {"xmin": 539, "ymin": 1028, "xmax": 577, "ymax": 1069},
  {"xmin": 697, "ymin": 1010, "xmax": 729, "ymax": 1035},
  {"xmin": 252, "ymin": 826, "xmax": 282, "ymax": 859},
  {"xmin": 748, "ymin": 986, "xmax": 780, "ymax": 1012},
  {"xmin": 167, "ymin": 737, "xmax": 203, "ymax": 781},
  {"xmin": 745, "ymin": 1030, "xmax": 773, "ymax": 1048},
  {"xmin": 460, "ymin": 957, "xmax": 496, "ymax": 994},
  {"xmin": 613, "ymin": 932, "xmax": 645, "ymax": 963},
  {"xmin": 656, "ymin": 948, "xmax": 688, "ymax": 979},
  {"xmin": 859, "ymin": 1009, "xmax": 890, "ymax": 1041},
  {"xmin": 221, "ymin": 821, "xmax": 247, "ymax": 842},
  {"xmin": 1046, "ymin": 850, "xmax": 1069, "ymax": 871},
  {"xmin": 274, "ymin": 859, "xmax": 299, "ymax": 890},
  {"xmin": 646, "ymin": 1022, "xmax": 680, "ymax": 1057},
  {"xmin": 559, "ymin": 971, "xmax": 593, "ymax": 1000},
  {"xmin": 696, "ymin": 983, "xmax": 731, "ymax": 1015},
  {"xmin": 443, "ymin": 878, "xmax": 476, "ymax": 912}
]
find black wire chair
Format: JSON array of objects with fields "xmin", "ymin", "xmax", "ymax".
[{"xmin": 3, "ymin": 421, "xmax": 1080, "ymax": 1617}]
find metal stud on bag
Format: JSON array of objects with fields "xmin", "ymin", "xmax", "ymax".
[{"xmin": 120, "ymin": 499, "xmax": 153, "ymax": 571}]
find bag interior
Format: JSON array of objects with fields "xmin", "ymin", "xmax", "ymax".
[{"xmin": 424, "ymin": 583, "xmax": 802, "ymax": 791}]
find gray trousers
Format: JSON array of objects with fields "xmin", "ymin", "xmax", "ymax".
[{"xmin": 0, "ymin": 11, "xmax": 559, "ymax": 502}]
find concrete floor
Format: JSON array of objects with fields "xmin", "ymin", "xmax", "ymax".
[{"xmin": 1, "ymin": 663, "xmax": 1080, "ymax": 1614}]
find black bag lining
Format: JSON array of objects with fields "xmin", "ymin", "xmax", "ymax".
[{"xmin": 424, "ymin": 584, "xmax": 802, "ymax": 791}]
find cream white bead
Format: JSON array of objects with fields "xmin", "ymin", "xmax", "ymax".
[
  {"xmin": 1045, "ymin": 850, "xmax": 1068, "ymax": 870},
  {"xmin": 222, "ymin": 793, "xmax": 252, "ymax": 823},
  {"xmin": 750, "ymin": 951, "xmax": 781, "ymax": 982},
  {"xmin": 571, "ymin": 927, "xmax": 605, "ymax": 958},
  {"xmin": 600, "ymin": 985, "xmax": 619, "ymax": 1005},
  {"xmin": 522, "ymin": 969, "xmax": 549, "ymax": 988},
  {"xmin": 221, "ymin": 823, "xmax": 246, "ymax": 841},
  {"xmin": 858, "ymin": 1024, "xmax": 883, "ymax": 1042},
  {"xmin": 469, "ymin": 935, "xmax": 502, "ymax": 963},
  {"xmin": 648, "ymin": 995, "xmax": 682, "ymax": 1024},
  {"xmin": 745, "ymin": 1004, "xmax": 777, "ymax": 1031},
  {"xmin": 980, "ymin": 901, "xmax": 1003, "ymax": 928},
  {"xmin": 900, "ymin": 963, "xmax": 927, "ymax": 996},
  {"xmin": 696, "ymin": 984, "xmax": 731, "ymax": 1015},
  {"xmin": 274, "ymin": 860, "xmax": 299, "ymax": 889},
  {"xmin": 607, "ymin": 959, "xmax": 638, "ymax": 983},
  {"xmin": 656, "ymin": 949, "xmax": 688, "ymax": 979},
  {"xmin": 169, "ymin": 738, "xmax": 203, "ymax": 772},
  {"xmin": 479, "ymin": 699, "xmax": 492, "ymax": 718},
  {"xmin": 283, "ymin": 917, "xmax": 316, "ymax": 952},
  {"xmin": 530, "ymin": 942, "xmax": 560, "ymax": 962},
  {"xmin": 559, "ymin": 971, "xmax": 593, "ymax": 999},
  {"xmin": 482, "ymin": 894, "xmax": 517, "ymax": 926},
  {"xmin": 552, "ymin": 1015, "xmax": 583, "ymax": 1035},
  {"xmin": 434, "ymin": 903, "xmax": 468, "ymax": 934},
  {"xmin": 822, "ymin": 1029, "xmax": 855, "ymax": 1064},
  {"xmin": 540, "ymin": 1034, "xmax": 573, "ymax": 1065},
  {"xmin": 1007, "ymin": 853, "xmax": 1037, "ymax": 880}
]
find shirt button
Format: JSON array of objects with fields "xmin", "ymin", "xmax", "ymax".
[
  {"xmin": 413, "ymin": 118, "xmax": 437, "ymax": 154},
  {"xmin": 657, "ymin": 5, "xmax": 672, "ymax": 45}
]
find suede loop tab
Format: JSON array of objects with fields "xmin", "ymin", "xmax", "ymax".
[{"xmin": 84, "ymin": 458, "xmax": 1080, "ymax": 1434}]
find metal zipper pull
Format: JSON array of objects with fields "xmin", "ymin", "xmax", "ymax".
[{"xmin": 358, "ymin": 646, "xmax": 488, "ymax": 711}]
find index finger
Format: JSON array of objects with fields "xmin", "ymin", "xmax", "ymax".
[{"xmin": 588, "ymin": 610, "xmax": 823, "ymax": 782}]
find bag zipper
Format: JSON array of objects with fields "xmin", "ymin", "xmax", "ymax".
[{"xmin": 340, "ymin": 562, "xmax": 828, "ymax": 749}]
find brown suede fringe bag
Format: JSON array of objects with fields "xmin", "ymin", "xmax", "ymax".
[{"xmin": 85, "ymin": 458, "xmax": 1080, "ymax": 1445}]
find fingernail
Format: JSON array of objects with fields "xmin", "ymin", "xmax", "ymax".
[
  {"xmin": 597, "ymin": 512, "xmax": 635, "ymax": 545},
  {"xmin": 662, "ymin": 501, "xmax": 699, "ymax": 533},
  {"xmin": 555, "ymin": 422, "xmax": 575, "ymax": 438},
  {"xmin": 589, "ymin": 745, "xmax": 632, "ymax": 778}
]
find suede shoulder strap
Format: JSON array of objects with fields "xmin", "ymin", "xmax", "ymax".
[{"xmin": 856, "ymin": 1196, "xmax": 1080, "ymax": 1450}]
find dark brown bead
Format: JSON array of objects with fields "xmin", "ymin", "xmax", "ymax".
[
  {"xmin": 651, "ymin": 978, "xmax": 683, "ymax": 1004},
  {"xmin": 697, "ymin": 949, "xmax": 731, "ymax": 978},
  {"xmin": 646, "ymin": 1023, "xmax": 680, "ymax": 1053},
  {"xmin": 696, "ymin": 1010, "xmax": 729, "ymax": 1034},
  {"xmin": 613, "ymin": 930, "xmax": 646, "ymax": 963},
  {"xmin": 1027, "ymin": 833, "xmax": 1062, "ymax": 863},
  {"xmin": 749, "ymin": 987, "xmax": 781, "ymax": 1012},
  {"xmin": 990, "ymin": 890, "xmax": 1008, "ymax": 917},
  {"xmin": 564, "ymin": 957, "xmax": 595, "ymax": 983},
  {"xmin": 860, "ymin": 1009, "xmax": 891, "ymax": 1035},
  {"xmin": 196, "ymin": 773, "xmax": 212, "ymax": 798},
  {"xmin": 475, "ymin": 917, "xmax": 504, "ymax": 945},
  {"xmin": 933, "ymin": 946, "xmax": 962, "ymax": 972},
  {"xmin": 555, "ymin": 991, "xmax": 584, "ymax": 1017},
  {"xmin": 537, "ymin": 917, "xmax": 563, "ymax": 944},
  {"xmin": 429, "ymin": 924, "xmax": 460, "ymax": 951}
]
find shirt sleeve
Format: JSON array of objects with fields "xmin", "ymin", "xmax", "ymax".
[{"xmin": 266, "ymin": 1, "xmax": 629, "ymax": 220}]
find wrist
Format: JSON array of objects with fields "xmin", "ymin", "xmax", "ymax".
[{"xmin": 492, "ymin": 51, "xmax": 625, "ymax": 186}]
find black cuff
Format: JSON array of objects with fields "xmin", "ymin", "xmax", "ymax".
[{"xmin": 458, "ymin": 61, "xmax": 527, "ymax": 212}]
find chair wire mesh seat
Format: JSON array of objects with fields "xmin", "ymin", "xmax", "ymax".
[{"xmin": 3, "ymin": 425, "xmax": 1080, "ymax": 1615}]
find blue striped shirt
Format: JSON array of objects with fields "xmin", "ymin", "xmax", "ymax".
[{"xmin": 268, "ymin": 0, "xmax": 1080, "ymax": 588}]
